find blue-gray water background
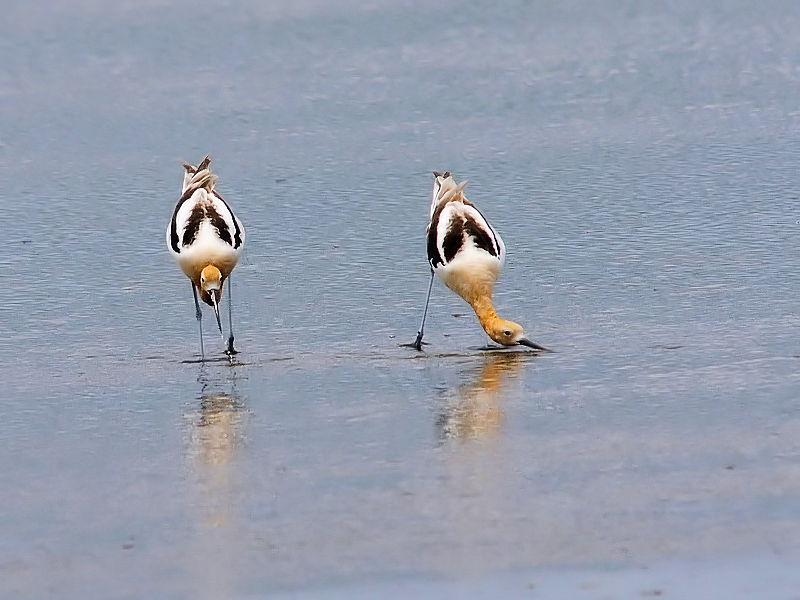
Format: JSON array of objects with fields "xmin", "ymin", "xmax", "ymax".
[{"xmin": 2, "ymin": 1, "xmax": 800, "ymax": 598}]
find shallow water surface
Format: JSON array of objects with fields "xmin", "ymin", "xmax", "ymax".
[{"xmin": 2, "ymin": 1, "xmax": 800, "ymax": 598}]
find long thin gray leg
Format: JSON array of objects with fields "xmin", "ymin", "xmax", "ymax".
[
  {"xmin": 412, "ymin": 268, "xmax": 435, "ymax": 351},
  {"xmin": 192, "ymin": 283, "xmax": 205, "ymax": 360},
  {"xmin": 225, "ymin": 276, "xmax": 237, "ymax": 355}
]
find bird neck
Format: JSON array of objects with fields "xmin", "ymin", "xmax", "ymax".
[{"xmin": 470, "ymin": 295, "xmax": 500, "ymax": 334}]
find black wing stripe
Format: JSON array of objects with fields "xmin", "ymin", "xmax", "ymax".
[
  {"xmin": 442, "ymin": 217, "xmax": 465, "ymax": 263},
  {"xmin": 213, "ymin": 191, "xmax": 242, "ymax": 249},
  {"xmin": 169, "ymin": 196, "xmax": 191, "ymax": 253},
  {"xmin": 207, "ymin": 206, "xmax": 233, "ymax": 246},
  {"xmin": 463, "ymin": 213, "xmax": 498, "ymax": 257},
  {"xmin": 181, "ymin": 205, "xmax": 206, "ymax": 247},
  {"xmin": 170, "ymin": 186, "xmax": 205, "ymax": 253},
  {"xmin": 468, "ymin": 206, "xmax": 500, "ymax": 256},
  {"xmin": 427, "ymin": 203, "xmax": 447, "ymax": 268}
]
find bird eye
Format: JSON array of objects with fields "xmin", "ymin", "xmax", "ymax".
[
  {"xmin": 504, "ymin": 330, "xmax": 512, "ymax": 336},
  {"xmin": 201, "ymin": 276, "xmax": 205, "ymax": 283}
]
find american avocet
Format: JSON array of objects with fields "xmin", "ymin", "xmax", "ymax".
[
  {"xmin": 167, "ymin": 156, "xmax": 245, "ymax": 359},
  {"xmin": 411, "ymin": 171, "xmax": 550, "ymax": 352}
]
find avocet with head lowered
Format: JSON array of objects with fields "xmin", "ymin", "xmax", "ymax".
[
  {"xmin": 411, "ymin": 171, "xmax": 549, "ymax": 352},
  {"xmin": 167, "ymin": 156, "xmax": 245, "ymax": 359}
]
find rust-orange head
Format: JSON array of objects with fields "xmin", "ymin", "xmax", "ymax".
[
  {"xmin": 483, "ymin": 317, "xmax": 551, "ymax": 352},
  {"xmin": 200, "ymin": 265, "xmax": 222, "ymax": 294},
  {"xmin": 199, "ymin": 265, "xmax": 224, "ymax": 336},
  {"xmin": 484, "ymin": 318, "xmax": 526, "ymax": 346}
]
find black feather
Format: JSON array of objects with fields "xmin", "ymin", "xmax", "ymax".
[
  {"xmin": 463, "ymin": 213, "xmax": 498, "ymax": 257},
  {"xmin": 213, "ymin": 192, "xmax": 242, "ymax": 248},
  {"xmin": 181, "ymin": 205, "xmax": 206, "ymax": 247}
]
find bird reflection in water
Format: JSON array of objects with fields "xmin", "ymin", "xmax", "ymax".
[
  {"xmin": 438, "ymin": 351, "xmax": 527, "ymax": 441},
  {"xmin": 186, "ymin": 381, "xmax": 246, "ymax": 599},
  {"xmin": 190, "ymin": 389, "xmax": 244, "ymax": 524}
]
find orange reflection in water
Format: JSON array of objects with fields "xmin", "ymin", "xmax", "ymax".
[{"xmin": 439, "ymin": 351, "xmax": 528, "ymax": 441}]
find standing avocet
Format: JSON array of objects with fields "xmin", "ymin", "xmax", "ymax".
[
  {"xmin": 411, "ymin": 171, "xmax": 549, "ymax": 352},
  {"xmin": 167, "ymin": 156, "xmax": 245, "ymax": 359}
]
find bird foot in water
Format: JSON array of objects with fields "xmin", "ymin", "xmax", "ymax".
[{"xmin": 400, "ymin": 332, "xmax": 426, "ymax": 350}]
